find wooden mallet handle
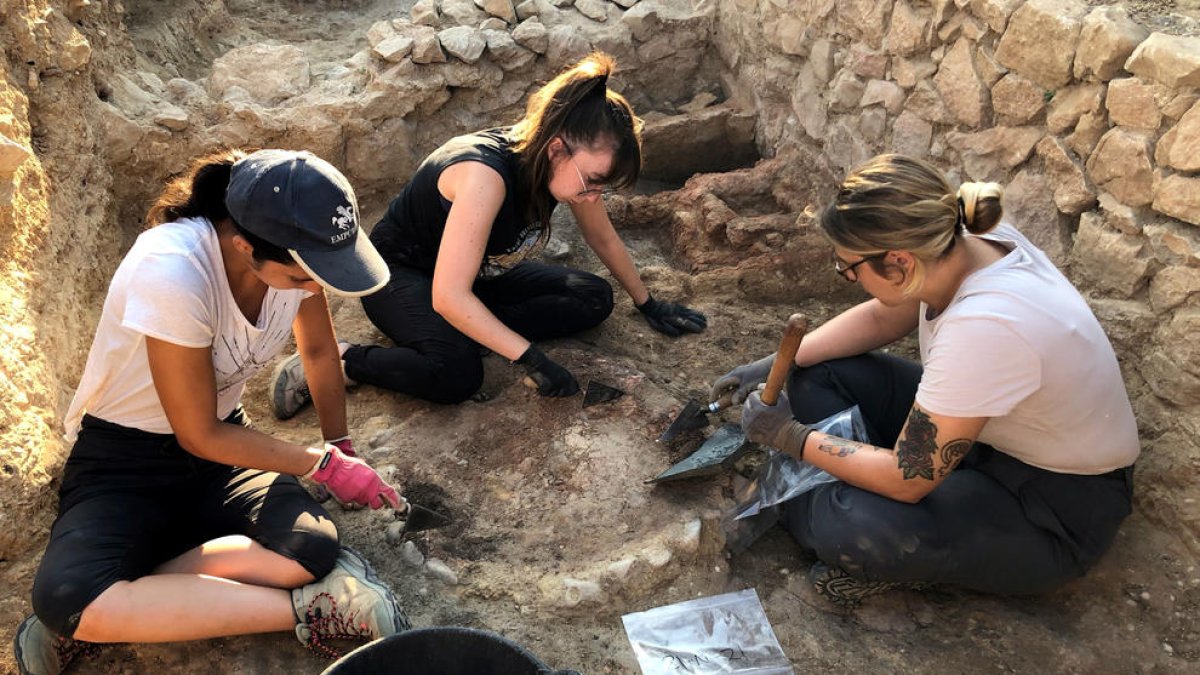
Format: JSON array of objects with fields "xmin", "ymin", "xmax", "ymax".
[{"xmin": 761, "ymin": 313, "xmax": 808, "ymax": 406}]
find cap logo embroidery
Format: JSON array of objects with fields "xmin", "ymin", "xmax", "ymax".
[{"xmin": 330, "ymin": 204, "xmax": 355, "ymax": 244}]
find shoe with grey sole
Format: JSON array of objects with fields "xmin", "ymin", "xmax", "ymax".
[
  {"xmin": 270, "ymin": 352, "xmax": 312, "ymax": 420},
  {"xmin": 292, "ymin": 546, "xmax": 410, "ymax": 658},
  {"xmin": 14, "ymin": 614, "xmax": 98, "ymax": 675}
]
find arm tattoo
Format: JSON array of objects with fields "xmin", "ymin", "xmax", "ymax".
[
  {"xmin": 937, "ymin": 439, "xmax": 973, "ymax": 479},
  {"xmin": 816, "ymin": 439, "xmax": 863, "ymax": 458},
  {"xmin": 896, "ymin": 408, "xmax": 937, "ymax": 480}
]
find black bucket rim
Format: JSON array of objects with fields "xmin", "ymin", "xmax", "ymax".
[{"xmin": 319, "ymin": 626, "xmax": 579, "ymax": 675}]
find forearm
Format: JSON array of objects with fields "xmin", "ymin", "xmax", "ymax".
[
  {"xmin": 790, "ymin": 431, "xmax": 926, "ymax": 503},
  {"xmin": 583, "ymin": 229, "xmax": 648, "ymax": 305},
  {"xmin": 434, "ymin": 291, "xmax": 529, "ymax": 361},
  {"xmin": 796, "ymin": 299, "xmax": 917, "ymax": 367},
  {"xmin": 180, "ymin": 423, "xmax": 323, "ymax": 476},
  {"xmin": 302, "ymin": 346, "xmax": 349, "ymax": 440}
]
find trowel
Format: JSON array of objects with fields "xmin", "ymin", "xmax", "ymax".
[
  {"xmin": 650, "ymin": 313, "xmax": 809, "ymax": 483},
  {"xmin": 582, "ymin": 379, "xmax": 625, "ymax": 408},
  {"xmin": 393, "ymin": 501, "xmax": 452, "ymax": 536}
]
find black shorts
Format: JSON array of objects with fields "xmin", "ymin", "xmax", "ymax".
[{"xmin": 31, "ymin": 413, "xmax": 339, "ymax": 637}]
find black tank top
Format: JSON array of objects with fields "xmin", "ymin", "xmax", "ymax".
[{"xmin": 370, "ymin": 128, "xmax": 553, "ymax": 278}]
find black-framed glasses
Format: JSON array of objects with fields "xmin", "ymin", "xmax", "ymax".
[
  {"xmin": 833, "ymin": 252, "xmax": 887, "ymax": 282},
  {"xmin": 563, "ymin": 141, "xmax": 616, "ymax": 198}
]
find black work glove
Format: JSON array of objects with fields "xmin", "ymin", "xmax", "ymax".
[
  {"xmin": 516, "ymin": 345, "xmax": 580, "ymax": 397},
  {"xmin": 710, "ymin": 353, "xmax": 775, "ymax": 405},
  {"xmin": 742, "ymin": 387, "xmax": 813, "ymax": 458},
  {"xmin": 636, "ymin": 295, "xmax": 708, "ymax": 337}
]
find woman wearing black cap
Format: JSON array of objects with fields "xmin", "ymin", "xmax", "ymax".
[
  {"xmin": 15, "ymin": 149, "xmax": 408, "ymax": 674},
  {"xmin": 270, "ymin": 52, "xmax": 707, "ymax": 415}
]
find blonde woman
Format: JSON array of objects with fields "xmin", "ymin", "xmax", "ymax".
[{"xmin": 716, "ymin": 154, "xmax": 1138, "ymax": 604}]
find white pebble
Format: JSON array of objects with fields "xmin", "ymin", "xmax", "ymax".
[
  {"xmin": 400, "ymin": 541, "xmax": 425, "ymax": 567},
  {"xmin": 385, "ymin": 521, "xmax": 406, "ymax": 544},
  {"xmin": 1140, "ymin": 591, "xmax": 1151, "ymax": 601},
  {"xmin": 1163, "ymin": 642, "xmax": 1174, "ymax": 655},
  {"xmin": 425, "ymin": 557, "xmax": 459, "ymax": 585}
]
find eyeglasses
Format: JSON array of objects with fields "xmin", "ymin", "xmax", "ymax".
[
  {"xmin": 833, "ymin": 252, "xmax": 887, "ymax": 282},
  {"xmin": 563, "ymin": 142, "xmax": 615, "ymax": 198}
]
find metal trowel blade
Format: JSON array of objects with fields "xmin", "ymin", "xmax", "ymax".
[
  {"xmin": 648, "ymin": 424, "xmax": 750, "ymax": 483},
  {"xmin": 398, "ymin": 503, "xmax": 452, "ymax": 533},
  {"xmin": 658, "ymin": 399, "xmax": 710, "ymax": 442},
  {"xmin": 582, "ymin": 380, "xmax": 625, "ymax": 408}
]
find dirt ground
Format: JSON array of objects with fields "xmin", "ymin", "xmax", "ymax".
[{"xmin": 8, "ymin": 205, "xmax": 1192, "ymax": 675}]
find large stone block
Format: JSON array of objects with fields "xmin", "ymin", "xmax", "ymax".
[
  {"xmin": 209, "ymin": 44, "xmax": 311, "ymax": 105},
  {"xmin": 1066, "ymin": 110, "xmax": 1107, "ymax": 158},
  {"xmin": 860, "ymin": 107, "xmax": 887, "ymax": 141},
  {"xmin": 1074, "ymin": 7, "xmax": 1148, "ymax": 82},
  {"xmin": 547, "ymin": 24, "xmax": 592, "ymax": 63},
  {"xmin": 829, "ymin": 70, "xmax": 865, "ymax": 112},
  {"xmin": 1036, "ymin": 136, "xmax": 1095, "ymax": 215},
  {"xmin": 1071, "ymin": 211, "xmax": 1149, "ymax": 297},
  {"xmin": 0, "ymin": 134, "xmax": 31, "ymax": 177},
  {"xmin": 483, "ymin": 29, "xmax": 536, "ymax": 71},
  {"xmin": 934, "ymin": 38, "xmax": 990, "ymax": 128},
  {"xmin": 574, "ymin": 0, "xmax": 608, "ymax": 22},
  {"xmin": 438, "ymin": 26, "xmax": 487, "ymax": 63},
  {"xmin": 1141, "ymin": 352, "xmax": 1200, "ymax": 408},
  {"xmin": 773, "ymin": 15, "xmax": 810, "ymax": 56},
  {"xmin": 1150, "ymin": 265, "xmax": 1200, "ymax": 312},
  {"xmin": 792, "ymin": 85, "xmax": 828, "ymax": 140},
  {"xmin": 825, "ymin": 118, "xmax": 872, "ymax": 172},
  {"xmin": 994, "ymin": 0, "xmax": 1088, "ymax": 89},
  {"xmin": 443, "ymin": 0, "xmax": 489, "ymax": 25},
  {"xmin": 810, "ymin": 39, "xmax": 837, "ymax": 83},
  {"xmin": 476, "ymin": 0, "xmax": 519, "ymax": 22},
  {"xmin": 885, "ymin": 1, "xmax": 930, "ymax": 57},
  {"xmin": 412, "ymin": 26, "xmax": 448, "ymax": 63},
  {"xmin": 991, "ymin": 72, "xmax": 1045, "ymax": 126},
  {"xmin": 905, "ymin": 80, "xmax": 951, "ymax": 124},
  {"xmin": 970, "ymin": 0, "xmax": 1023, "ymax": 33},
  {"xmin": 1152, "ymin": 174, "xmax": 1200, "ymax": 226},
  {"xmin": 892, "ymin": 110, "xmax": 933, "ymax": 157},
  {"xmin": 1159, "ymin": 310, "xmax": 1200, "ymax": 377},
  {"xmin": 847, "ymin": 44, "xmax": 888, "ymax": 79},
  {"xmin": 947, "ymin": 126, "xmax": 1044, "ymax": 181},
  {"xmin": 512, "ymin": 18, "xmax": 549, "ymax": 54},
  {"xmin": 1125, "ymin": 33, "xmax": 1200, "ymax": 88},
  {"xmin": 1085, "ymin": 128, "xmax": 1155, "ymax": 206},
  {"xmin": 1144, "ymin": 220, "xmax": 1200, "ymax": 264},
  {"xmin": 1105, "ymin": 77, "xmax": 1166, "ymax": 130},
  {"xmin": 367, "ymin": 19, "xmax": 398, "ymax": 47},
  {"xmin": 892, "ymin": 56, "xmax": 936, "ymax": 89},
  {"xmin": 1003, "ymin": 167, "xmax": 1071, "ymax": 264},
  {"xmin": 1098, "ymin": 191, "xmax": 1148, "ymax": 235},
  {"xmin": 861, "ymin": 79, "xmax": 905, "ymax": 114},
  {"xmin": 837, "ymin": 0, "xmax": 893, "ymax": 50},
  {"xmin": 1155, "ymin": 100, "xmax": 1200, "ymax": 172}
]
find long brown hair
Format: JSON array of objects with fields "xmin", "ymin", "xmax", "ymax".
[
  {"xmin": 511, "ymin": 52, "xmax": 643, "ymax": 228},
  {"xmin": 145, "ymin": 147, "xmax": 290, "ymax": 263}
]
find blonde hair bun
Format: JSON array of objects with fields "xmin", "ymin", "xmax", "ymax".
[{"xmin": 956, "ymin": 182, "xmax": 1004, "ymax": 234}]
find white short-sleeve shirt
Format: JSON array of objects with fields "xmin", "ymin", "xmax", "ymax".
[
  {"xmin": 64, "ymin": 217, "xmax": 308, "ymax": 440},
  {"xmin": 916, "ymin": 223, "xmax": 1139, "ymax": 474}
]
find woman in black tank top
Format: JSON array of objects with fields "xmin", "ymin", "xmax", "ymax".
[{"xmin": 269, "ymin": 53, "xmax": 708, "ymax": 411}]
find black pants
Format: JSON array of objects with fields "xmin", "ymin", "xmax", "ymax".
[
  {"xmin": 781, "ymin": 353, "xmax": 1134, "ymax": 594},
  {"xmin": 348, "ymin": 260, "xmax": 614, "ymax": 404},
  {"xmin": 31, "ymin": 412, "xmax": 339, "ymax": 638}
]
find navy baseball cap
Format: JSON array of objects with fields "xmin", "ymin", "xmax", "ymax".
[{"xmin": 225, "ymin": 149, "xmax": 389, "ymax": 297}]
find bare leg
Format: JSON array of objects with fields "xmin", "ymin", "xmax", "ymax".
[{"xmin": 73, "ymin": 536, "xmax": 308, "ymax": 643}]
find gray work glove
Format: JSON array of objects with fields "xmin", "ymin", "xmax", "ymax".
[
  {"xmin": 741, "ymin": 387, "xmax": 813, "ymax": 458},
  {"xmin": 710, "ymin": 353, "xmax": 775, "ymax": 405}
]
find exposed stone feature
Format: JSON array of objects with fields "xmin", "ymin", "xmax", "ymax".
[
  {"xmin": 1074, "ymin": 7, "xmax": 1149, "ymax": 82},
  {"xmin": 1004, "ymin": 167, "xmax": 1071, "ymax": 263},
  {"xmin": 546, "ymin": 25, "xmax": 592, "ymax": 63},
  {"xmin": 1099, "ymin": 191, "xmax": 1147, "ymax": 235},
  {"xmin": 208, "ymin": 44, "xmax": 311, "ymax": 105},
  {"xmin": 1156, "ymin": 100, "xmax": 1200, "ymax": 172},
  {"xmin": 439, "ymin": 26, "xmax": 488, "ymax": 64},
  {"xmin": 0, "ymin": 134, "xmax": 31, "ymax": 176},
  {"xmin": 443, "ymin": 0, "xmax": 489, "ymax": 25},
  {"xmin": 829, "ymin": 70, "xmax": 865, "ymax": 112},
  {"xmin": 892, "ymin": 110, "xmax": 933, "ymax": 157},
  {"xmin": 374, "ymin": 35, "xmax": 415, "ymax": 63},
  {"xmin": 974, "ymin": 46, "xmax": 1007, "ymax": 87},
  {"xmin": 1153, "ymin": 174, "xmax": 1200, "ymax": 226},
  {"xmin": 934, "ymin": 38, "xmax": 989, "ymax": 128},
  {"xmin": 1106, "ymin": 78, "xmax": 1166, "ymax": 130},
  {"xmin": 483, "ymin": 29, "xmax": 536, "ymax": 71},
  {"xmin": 947, "ymin": 126, "xmax": 1043, "ymax": 181},
  {"xmin": 991, "ymin": 72, "xmax": 1045, "ymax": 125},
  {"xmin": 575, "ymin": 0, "xmax": 608, "ymax": 22},
  {"xmin": 772, "ymin": 16, "xmax": 809, "ymax": 56},
  {"xmin": 837, "ymin": 0, "xmax": 892, "ymax": 50},
  {"xmin": 1045, "ymin": 83, "xmax": 1104, "ymax": 133},
  {"xmin": 861, "ymin": 79, "xmax": 905, "ymax": 114},
  {"xmin": 892, "ymin": 57, "xmax": 936, "ymax": 89},
  {"xmin": 885, "ymin": 0, "xmax": 930, "ymax": 57},
  {"xmin": 860, "ymin": 107, "xmax": 887, "ymax": 141},
  {"xmin": 1163, "ymin": 92, "xmax": 1200, "ymax": 121},
  {"xmin": 971, "ymin": 0, "xmax": 1024, "ymax": 33},
  {"xmin": 412, "ymin": 0, "xmax": 440, "ymax": 26},
  {"xmin": 1036, "ymin": 136, "xmax": 1095, "ymax": 215},
  {"xmin": 476, "ymin": 0, "xmax": 519, "ymax": 23},
  {"xmin": 1150, "ymin": 266, "xmax": 1200, "ymax": 312},
  {"xmin": 512, "ymin": 18, "xmax": 549, "ymax": 54},
  {"xmin": 826, "ymin": 117, "xmax": 872, "ymax": 172},
  {"xmin": 1125, "ymin": 33, "xmax": 1200, "ymax": 88},
  {"xmin": 1072, "ymin": 212, "xmax": 1150, "ymax": 297},
  {"xmin": 152, "ymin": 106, "xmax": 190, "ymax": 131},
  {"xmin": 810, "ymin": 39, "xmax": 837, "ymax": 83},
  {"xmin": 905, "ymin": 80, "xmax": 951, "ymax": 123},
  {"xmin": 412, "ymin": 26, "xmax": 448, "ymax": 63},
  {"xmin": 1086, "ymin": 128, "xmax": 1155, "ymax": 206},
  {"xmin": 1067, "ymin": 110, "xmax": 1108, "ymax": 158},
  {"xmin": 994, "ymin": 0, "xmax": 1088, "ymax": 89},
  {"xmin": 847, "ymin": 45, "xmax": 888, "ymax": 80}
]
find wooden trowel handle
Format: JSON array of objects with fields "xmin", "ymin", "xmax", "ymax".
[{"xmin": 761, "ymin": 313, "xmax": 808, "ymax": 406}]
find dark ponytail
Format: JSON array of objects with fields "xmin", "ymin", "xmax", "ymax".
[
  {"xmin": 511, "ymin": 52, "xmax": 644, "ymax": 229},
  {"xmin": 145, "ymin": 148, "xmax": 289, "ymax": 264}
]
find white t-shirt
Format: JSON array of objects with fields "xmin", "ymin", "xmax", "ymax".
[
  {"xmin": 64, "ymin": 217, "xmax": 308, "ymax": 440},
  {"xmin": 916, "ymin": 223, "xmax": 1139, "ymax": 474}
]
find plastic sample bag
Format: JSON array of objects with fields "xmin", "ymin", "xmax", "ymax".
[{"xmin": 622, "ymin": 589, "xmax": 793, "ymax": 674}]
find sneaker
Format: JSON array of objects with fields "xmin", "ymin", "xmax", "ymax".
[
  {"xmin": 13, "ymin": 614, "xmax": 97, "ymax": 675},
  {"xmin": 808, "ymin": 561, "xmax": 906, "ymax": 608},
  {"xmin": 270, "ymin": 352, "xmax": 311, "ymax": 420},
  {"xmin": 292, "ymin": 547, "xmax": 410, "ymax": 658}
]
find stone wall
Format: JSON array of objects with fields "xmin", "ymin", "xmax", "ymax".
[{"xmin": 714, "ymin": 0, "xmax": 1200, "ymax": 553}]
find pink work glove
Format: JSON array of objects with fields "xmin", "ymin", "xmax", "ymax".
[
  {"xmin": 310, "ymin": 437, "xmax": 357, "ymax": 503},
  {"xmin": 306, "ymin": 444, "xmax": 400, "ymax": 510}
]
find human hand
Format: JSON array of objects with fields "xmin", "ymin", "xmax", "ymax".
[
  {"xmin": 306, "ymin": 445, "xmax": 400, "ymax": 510},
  {"xmin": 742, "ymin": 388, "xmax": 812, "ymax": 458},
  {"xmin": 636, "ymin": 295, "xmax": 707, "ymax": 337},
  {"xmin": 711, "ymin": 353, "xmax": 775, "ymax": 405},
  {"xmin": 516, "ymin": 345, "xmax": 580, "ymax": 397},
  {"xmin": 311, "ymin": 436, "xmax": 357, "ymax": 503}
]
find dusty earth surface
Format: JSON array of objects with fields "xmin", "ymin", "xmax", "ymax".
[{"xmin": 3, "ymin": 0, "xmax": 1200, "ymax": 674}]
